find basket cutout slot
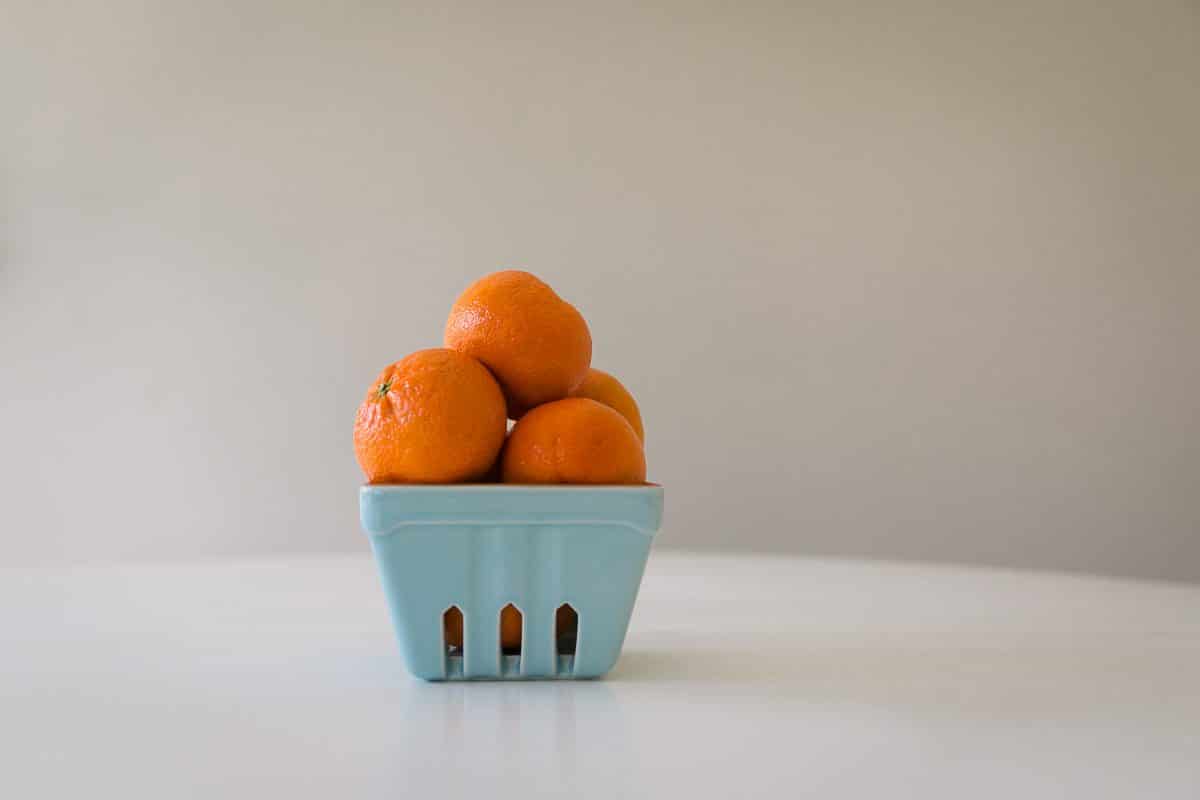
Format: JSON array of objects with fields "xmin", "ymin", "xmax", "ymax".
[
  {"xmin": 500, "ymin": 604, "xmax": 523, "ymax": 657},
  {"xmin": 556, "ymin": 604, "xmax": 578, "ymax": 656},
  {"xmin": 443, "ymin": 606, "xmax": 464, "ymax": 658}
]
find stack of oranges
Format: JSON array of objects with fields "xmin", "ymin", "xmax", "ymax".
[{"xmin": 354, "ymin": 270, "xmax": 647, "ymax": 487}]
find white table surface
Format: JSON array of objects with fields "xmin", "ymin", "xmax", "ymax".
[{"xmin": 3, "ymin": 551, "xmax": 1199, "ymax": 798}]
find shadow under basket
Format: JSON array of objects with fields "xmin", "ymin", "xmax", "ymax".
[{"xmin": 360, "ymin": 484, "xmax": 664, "ymax": 681}]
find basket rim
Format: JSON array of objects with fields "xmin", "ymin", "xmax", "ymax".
[
  {"xmin": 360, "ymin": 483, "xmax": 662, "ymax": 491},
  {"xmin": 359, "ymin": 483, "xmax": 664, "ymax": 537}
]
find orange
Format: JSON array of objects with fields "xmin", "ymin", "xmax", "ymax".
[
  {"xmin": 501, "ymin": 398, "xmax": 646, "ymax": 484},
  {"xmin": 353, "ymin": 348, "xmax": 506, "ymax": 483},
  {"xmin": 444, "ymin": 270, "xmax": 592, "ymax": 418},
  {"xmin": 570, "ymin": 368, "xmax": 644, "ymax": 441}
]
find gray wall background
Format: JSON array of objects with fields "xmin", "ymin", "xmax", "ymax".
[{"xmin": 3, "ymin": 0, "xmax": 1198, "ymax": 580}]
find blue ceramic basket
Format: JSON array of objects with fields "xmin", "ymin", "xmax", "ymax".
[{"xmin": 360, "ymin": 484, "xmax": 663, "ymax": 681}]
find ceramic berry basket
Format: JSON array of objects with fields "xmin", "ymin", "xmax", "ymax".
[{"xmin": 360, "ymin": 484, "xmax": 663, "ymax": 681}]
